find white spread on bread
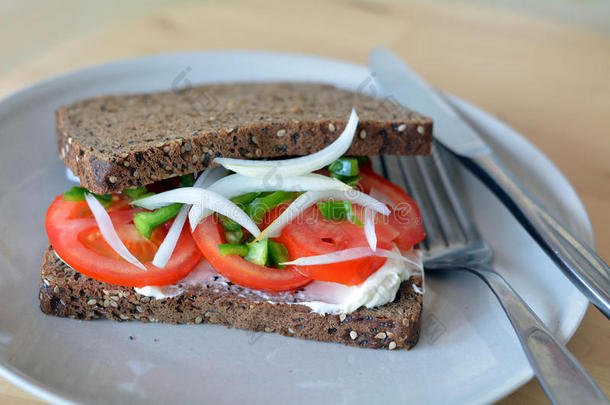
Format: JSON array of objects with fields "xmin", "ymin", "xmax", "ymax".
[
  {"xmin": 134, "ymin": 246, "xmax": 422, "ymax": 315},
  {"xmin": 134, "ymin": 260, "xmax": 217, "ymax": 299}
]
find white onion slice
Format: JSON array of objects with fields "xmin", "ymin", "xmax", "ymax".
[
  {"xmin": 370, "ymin": 187, "xmax": 395, "ymax": 209},
  {"xmin": 151, "ymin": 168, "xmax": 229, "ymax": 268},
  {"xmin": 152, "ymin": 204, "xmax": 189, "ymax": 268},
  {"xmin": 280, "ymin": 247, "xmax": 422, "ymax": 268},
  {"xmin": 257, "ymin": 189, "xmax": 390, "ymax": 240},
  {"xmin": 209, "ymin": 173, "xmax": 348, "ymax": 198},
  {"xmin": 364, "ymin": 208, "xmax": 377, "ymax": 251},
  {"xmin": 214, "ymin": 109, "xmax": 359, "ymax": 178},
  {"xmin": 84, "ymin": 193, "xmax": 146, "ymax": 270},
  {"xmin": 186, "ymin": 167, "xmax": 231, "ymax": 225},
  {"xmin": 194, "ymin": 167, "xmax": 230, "ymax": 189},
  {"xmin": 188, "ymin": 173, "xmax": 349, "ymax": 230},
  {"xmin": 133, "ymin": 187, "xmax": 261, "ymax": 237},
  {"xmin": 65, "ymin": 168, "xmax": 81, "ymax": 184}
]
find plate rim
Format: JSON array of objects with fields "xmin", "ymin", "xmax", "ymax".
[{"xmin": 0, "ymin": 50, "xmax": 592, "ymax": 405}]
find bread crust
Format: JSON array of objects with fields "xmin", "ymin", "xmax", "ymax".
[
  {"xmin": 40, "ymin": 244, "xmax": 423, "ymax": 350},
  {"xmin": 56, "ymin": 82, "xmax": 432, "ymax": 194}
]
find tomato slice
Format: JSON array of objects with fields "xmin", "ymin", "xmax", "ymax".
[
  {"xmin": 191, "ymin": 216, "xmax": 311, "ymax": 292},
  {"xmin": 190, "ymin": 165, "xmax": 425, "ymax": 290},
  {"xmin": 46, "ymin": 195, "xmax": 202, "ymax": 287},
  {"xmin": 350, "ymin": 204, "xmax": 400, "ymax": 243},
  {"xmin": 274, "ymin": 167, "xmax": 424, "ymax": 286},
  {"xmin": 357, "ymin": 167, "xmax": 426, "ymax": 250},
  {"xmin": 277, "ymin": 206, "xmax": 392, "ymax": 285}
]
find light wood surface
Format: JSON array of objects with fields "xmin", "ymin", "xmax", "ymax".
[{"xmin": 1, "ymin": 1, "xmax": 608, "ymax": 403}]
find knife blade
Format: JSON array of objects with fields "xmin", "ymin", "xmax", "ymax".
[{"xmin": 369, "ymin": 47, "xmax": 610, "ymax": 318}]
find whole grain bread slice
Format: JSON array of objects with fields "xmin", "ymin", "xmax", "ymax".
[
  {"xmin": 40, "ymin": 244, "xmax": 422, "ymax": 350},
  {"xmin": 57, "ymin": 82, "xmax": 432, "ymax": 194}
]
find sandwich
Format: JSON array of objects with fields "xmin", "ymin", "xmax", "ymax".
[{"xmin": 41, "ymin": 82, "xmax": 432, "ymax": 350}]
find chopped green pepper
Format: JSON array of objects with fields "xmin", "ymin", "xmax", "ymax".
[
  {"xmin": 179, "ymin": 174, "xmax": 196, "ymax": 187},
  {"xmin": 218, "ymin": 244, "xmax": 249, "ymax": 257},
  {"xmin": 217, "ymin": 192, "xmax": 262, "ymax": 232},
  {"xmin": 133, "ymin": 203, "xmax": 182, "ymax": 239},
  {"xmin": 349, "ymin": 156, "xmax": 369, "ymax": 165},
  {"xmin": 217, "ymin": 239, "xmax": 290, "ymax": 269},
  {"xmin": 328, "ymin": 157, "xmax": 360, "ymax": 177},
  {"xmin": 244, "ymin": 239, "xmax": 268, "ymax": 266},
  {"xmin": 268, "ymin": 240, "xmax": 290, "ymax": 269},
  {"xmin": 317, "ymin": 200, "xmax": 363, "ymax": 226},
  {"xmin": 63, "ymin": 186, "xmax": 112, "ymax": 208},
  {"xmin": 122, "ymin": 186, "xmax": 148, "ymax": 199},
  {"xmin": 330, "ymin": 173, "xmax": 361, "ymax": 187},
  {"xmin": 225, "ymin": 229, "xmax": 244, "ymax": 245},
  {"xmin": 63, "ymin": 186, "xmax": 89, "ymax": 201},
  {"xmin": 230, "ymin": 192, "xmax": 261, "ymax": 207},
  {"xmin": 246, "ymin": 191, "xmax": 295, "ymax": 223},
  {"xmin": 219, "ymin": 215, "xmax": 242, "ymax": 232}
]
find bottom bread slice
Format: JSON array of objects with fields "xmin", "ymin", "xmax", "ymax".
[{"xmin": 39, "ymin": 244, "xmax": 423, "ymax": 350}]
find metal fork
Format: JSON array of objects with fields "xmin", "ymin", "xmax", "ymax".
[{"xmin": 375, "ymin": 145, "xmax": 608, "ymax": 405}]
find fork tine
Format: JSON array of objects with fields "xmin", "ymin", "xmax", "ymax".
[
  {"xmin": 429, "ymin": 145, "xmax": 481, "ymax": 242},
  {"xmin": 379, "ymin": 156, "xmax": 408, "ymax": 191},
  {"xmin": 393, "ymin": 156, "xmax": 445, "ymax": 251},
  {"xmin": 369, "ymin": 156, "xmax": 384, "ymax": 177},
  {"xmin": 381, "ymin": 156, "xmax": 431, "ymax": 250},
  {"xmin": 414, "ymin": 153, "xmax": 466, "ymax": 246}
]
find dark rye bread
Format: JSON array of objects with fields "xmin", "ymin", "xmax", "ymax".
[
  {"xmin": 40, "ymin": 244, "xmax": 423, "ymax": 350},
  {"xmin": 57, "ymin": 82, "xmax": 433, "ymax": 194}
]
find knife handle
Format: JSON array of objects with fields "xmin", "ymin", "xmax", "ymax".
[{"xmin": 458, "ymin": 152, "xmax": 610, "ymax": 318}]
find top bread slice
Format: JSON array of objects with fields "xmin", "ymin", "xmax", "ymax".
[{"xmin": 56, "ymin": 82, "xmax": 432, "ymax": 194}]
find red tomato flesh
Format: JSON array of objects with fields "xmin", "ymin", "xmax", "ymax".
[
  {"xmin": 277, "ymin": 206, "xmax": 393, "ymax": 286},
  {"xmin": 357, "ymin": 167, "xmax": 426, "ymax": 250},
  {"xmin": 192, "ymin": 216, "xmax": 311, "ymax": 292},
  {"xmin": 46, "ymin": 195, "xmax": 202, "ymax": 287},
  {"xmin": 44, "ymin": 167, "xmax": 424, "ymax": 291},
  {"xmin": 191, "ymin": 168, "xmax": 425, "ymax": 288}
]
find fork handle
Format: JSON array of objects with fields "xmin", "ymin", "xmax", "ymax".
[
  {"xmin": 465, "ymin": 265, "xmax": 608, "ymax": 405},
  {"xmin": 461, "ymin": 152, "xmax": 610, "ymax": 318}
]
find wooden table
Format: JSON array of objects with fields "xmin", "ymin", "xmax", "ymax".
[{"xmin": 1, "ymin": 1, "xmax": 608, "ymax": 403}]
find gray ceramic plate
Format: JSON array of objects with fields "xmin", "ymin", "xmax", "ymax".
[{"xmin": 0, "ymin": 51, "xmax": 591, "ymax": 405}]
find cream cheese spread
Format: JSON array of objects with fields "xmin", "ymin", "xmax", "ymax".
[{"xmin": 134, "ymin": 247, "xmax": 422, "ymax": 315}]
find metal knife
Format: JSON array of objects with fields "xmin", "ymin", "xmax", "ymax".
[{"xmin": 369, "ymin": 47, "xmax": 610, "ymax": 318}]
